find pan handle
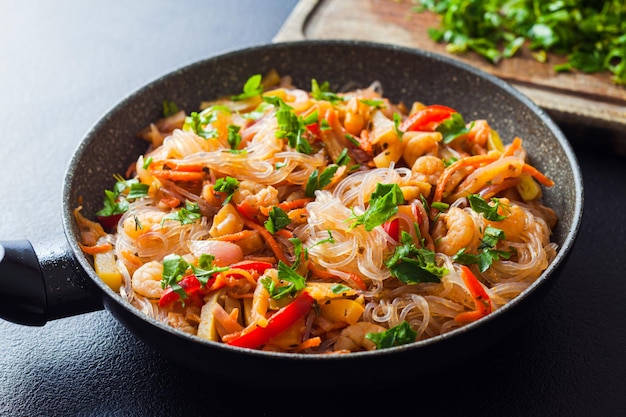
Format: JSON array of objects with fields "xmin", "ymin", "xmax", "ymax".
[{"xmin": 0, "ymin": 239, "xmax": 103, "ymax": 326}]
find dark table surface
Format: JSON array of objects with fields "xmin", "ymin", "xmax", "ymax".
[{"xmin": 1, "ymin": 1, "xmax": 625, "ymax": 416}]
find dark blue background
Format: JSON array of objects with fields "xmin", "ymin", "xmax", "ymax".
[{"xmin": 1, "ymin": 1, "xmax": 624, "ymax": 415}]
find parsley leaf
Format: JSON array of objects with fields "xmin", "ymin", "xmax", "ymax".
[
  {"xmin": 336, "ymin": 148, "xmax": 351, "ymax": 166},
  {"xmin": 227, "ymin": 124, "xmax": 242, "ymax": 150},
  {"xmin": 453, "ymin": 226, "xmax": 512, "ymax": 272},
  {"xmin": 311, "ymin": 79, "xmax": 343, "ymax": 103},
  {"xmin": 360, "ymin": 99, "xmax": 385, "ymax": 109},
  {"xmin": 264, "ymin": 206, "xmax": 291, "ymax": 234},
  {"xmin": 96, "ymin": 176, "xmax": 147, "ymax": 217},
  {"xmin": 161, "ymin": 254, "xmax": 191, "ymax": 290},
  {"xmin": 162, "ymin": 100, "xmax": 180, "ymax": 117},
  {"xmin": 365, "ymin": 321, "xmax": 417, "ymax": 349},
  {"xmin": 437, "ymin": 112, "xmax": 470, "ymax": 144},
  {"xmin": 350, "ymin": 183, "xmax": 405, "ymax": 231},
  {"xmin": 305, "ymin": 165, "xmax": 339, "ymax": 197},
  {"xmin": 331, "ymin": 283, "xmax": 352, "ymax": 294},
  {"xmin": 385, "ymin": 231, "xmax": 448, "ymax": 284},
  {"xmin": 261, "ymin": 260, "xmax": 307, "ymax": 299},
  {"xmin": 231, "ymin": 74, "xmax": 263, "ymax": 101},
  {"xmin": 161, "ymin": 201, "xmax": 201, "ymax": 225},
  {"xmin": 190, "ymin": 254, "xmax": 229, "ymax": 286},
  {"xmin": 468, "ymin": 194, "xmax": 506, "ymax": 221},
  {"xmin": 184, "ymin": 111, "xmax": 218, "ymax": 139},
  {"xmin": 264, "ymin": 96, "xmax": 313, "ymax": 154},
  {"xmin": 213, "ymin": 176, "xmax": 239, "ymax": 204}
]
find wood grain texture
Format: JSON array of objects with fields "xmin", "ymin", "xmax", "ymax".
[{"xmin": 275, "ymin": 0, "xmax": 626, "ymax": 134}]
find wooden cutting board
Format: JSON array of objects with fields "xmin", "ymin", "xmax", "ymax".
[{"xmin": 275, "ymin": 0, "xmax": 626, "ymax": 136}]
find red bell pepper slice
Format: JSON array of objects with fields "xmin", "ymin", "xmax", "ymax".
[
  {"xmin": 305, "ymin": 123, "xmax": 320, "ymax": 138},
  {"xmin": 227, "ymin": 291, "xmax": 315, "ymax": 349},
  {"xmin": 454, "ymin": 265, "xmax": 492, "ymax": 323},
  {"xmin": 159, "ymin": 274, "xmax": 203, "ymax": 308},
  {"xmin": 382, "ymin": 218, "xmax": 400, "ymax": 241},
  {"xmin": 399, "ymin": 104, "xmax": 457, "ymax": 132},
  {"xmin": 230, "ymin": 260, "xmax": 273, "ymax": 274}
]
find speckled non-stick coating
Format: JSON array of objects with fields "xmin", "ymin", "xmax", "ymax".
[{"xmin": 63, "ymin": 41, "xmax": 583, "ymax": 382}]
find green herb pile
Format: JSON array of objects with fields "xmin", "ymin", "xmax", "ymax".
[{"xmin": 415, "ymin": 0, "xmax": 626, "ymax": 85}]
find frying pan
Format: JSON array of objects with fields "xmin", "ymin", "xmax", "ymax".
[{"xmin": 0, "ymin": 41, "xmax": 583, "ymax": 382}]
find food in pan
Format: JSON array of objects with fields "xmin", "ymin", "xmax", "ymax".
[{"xmin": 75, "ymin": 72, "xmax": 558, "ymax": 353}]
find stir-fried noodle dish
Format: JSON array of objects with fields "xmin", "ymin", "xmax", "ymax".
[{"xmin": 76, "ymin": 71, "xmax": 558, "ymax": 353}]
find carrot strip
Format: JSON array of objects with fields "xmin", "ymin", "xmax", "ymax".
[
  {"xmin": 522, "ymin": 164, "xmax": 554, "ymax": 187},
  {"xmin": 151, "ymin": 170, "xmax": 205, "ymax": 182},
  {"xmin": 239, "ymin": 214, "xmax": 290, "ymax": 264},
  {"xmin": 163, "ymin": 161, "xmax": 204, "ymax": 172},
  {"xmin": 78, "ymin": 242, "xmax": 112, "ymax": 255},
  {"xmin": 293, "ymin": 337, "xmax": 322, "ymax": 352},
  {"xmin": 501, "ymin": 136, "xmax": 523, "ymax": 158},
  {"xmin": 277, "ymin": 198, "xmax": 314, "ymax": 211},
  {"xmin": 275, "ymin": 229, "xmax": 294, "ymax": 239}
]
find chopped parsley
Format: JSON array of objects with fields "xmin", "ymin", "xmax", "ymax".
[
  {"xmin": 331, "ymin": 283, "xmax": 352, "ymax": 294},
  {"xmin": 227, "ymin": 124, "xmax": 242, "ymax": 150},
  {"xmin": 360, "ymin": 99, "xmax": 385, "ymax": 109},
  {"xmin": 468, "ymin": 194, "xmax": 507, "ymax": 221},
  {"xmin": 263, "ymin": 96, "xmax": 314, "ymax": 154},
  {"xmin": 264, "ymin": 206, "xmax": 291, "ymax": 234},
  {"xmin": 162, "ymin": 100, "xmax": 180, "ymax": 117},
  {"xmin": 161, "ymin": 254, "xmax": 228, "ymax": 298},
  {"xmin": 311, "ymin": 79, "xmax": 344, "ymax": 103},
  {"xmin": 350, "ymin": 183, "xmax": 405, "ymax": 231},
  {"xmin": 366, "ymin": 321, "xmax": 417, "ymax": 349},
  {"xmin": 96, "ymin": 176, "xmax": 147, "ymax": 217},
  {"xmin": 336, "ymin": 148, "xmax": 351, "ymax": 166},
  {"xmin": 231, "ymin": 74, "xmax": 263, "ymax": 101},
  {"xmin": 213, "ymin": 176, "xmax": 239, "ymax": 204},
  {"xmin": 453, "ymin": 226, "xmax": 512, "ymax": 272},
  {"xmin": 385, "ymin": 231, "xmax": 449, "ymax": 284},
  {"xmin": 183, "ymin": 111, "xmax": 218, "ymax": 139},
  {"xmin": 437, "ymin": 112, "xmax": 470, "ymax": 144},
  {"xmin": 305, "ymin": 165, "xmax": 339, "ymax": 197},
  {"xmin": 261, "ymin": 260, "xmax": 307, "ymax": 300},
  {"xmin": 161, "ymin": 201, "xmax": 201, "ymax": 225},
  {"xmin": 416, "ymin": 0, "xmax": 626, "ymax": 85}
]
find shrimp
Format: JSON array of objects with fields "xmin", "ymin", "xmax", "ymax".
[
  {"xmin": 131, "ymin": 260, "xmax": 164, "ymax": 299},
  {"xmin": 484, "ymin": 199, "xmax": 527, "ymax": 241},
  {"xmin": 334, "ymin": 322, "xmax": 386, "ymax": 352},
  {"xmin": 412, "ymin": 155, "xmax": 445, "ymax": 186},
  {"xmin": 432, "ymin": 207, "xmax": 478, "ymax": 256},
  {"xmin": 232, "ymin": 180, "xmax": 279, "ymax": 208},
  {"xmin": 465, "ymin": 120, "xmax": 490, "ymax": 150},
  {"xmin": 122, "ymin": 209, "xmax": 166, "ymax": 239},
  {"xmin": 403, "ymin": 131, "xmax": 441, "ymax": 167}
]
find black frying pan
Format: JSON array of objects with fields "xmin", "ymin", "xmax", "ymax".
[{"xmin": 0, "ymin": 41, "xmax": 583, "ymax": 383}]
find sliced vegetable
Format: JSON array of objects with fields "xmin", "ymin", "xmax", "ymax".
[
  {"xmin": 382, "ymin": 218, "xmax": 400, "ymax": 241},
  {"xmin": 399, "ymin": 104, "xmax": 457, "ymax": 132},
  {"xmin": 159, "ymin": 274, "xmax": 202, "ymax": 307},
  {"xmin": 226, "ymin": 291, "xmax": 315, "ymax": 349},
  {"xmin": 454, "ymin": 265, "xmax": 492, "ymax": 323}
]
